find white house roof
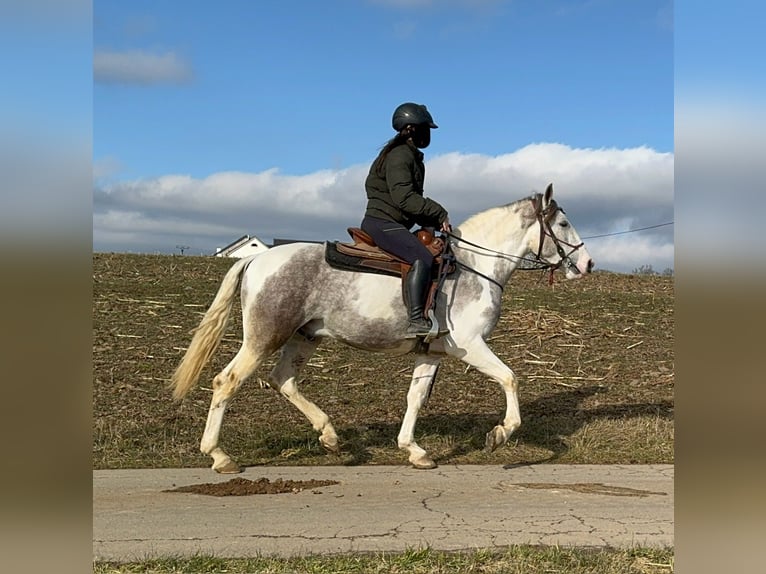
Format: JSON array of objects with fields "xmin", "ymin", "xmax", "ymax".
[{"xmin": 214, "ymin": 234, "xmax": 269, "ymax": 257}]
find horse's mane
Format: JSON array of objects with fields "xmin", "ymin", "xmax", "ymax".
[{"xmin": 456, "ymin": 194, "xmax": 538, "ymax": 237}]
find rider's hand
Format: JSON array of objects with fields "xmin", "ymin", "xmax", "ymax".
[{"xmin": 440, "ymin": 218, "xmax": 452, "ymax": 233}]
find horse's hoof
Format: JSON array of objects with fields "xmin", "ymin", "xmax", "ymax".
[
  {"xmin": 214, "ymin": 460, "xmax": 242, "ymax": 474},
  {"xmin": 320, "ymin": 435, "xmax": 340, "ymax": 454},
  {"xmin": 411, "ymin": 457, "xmax": 437, "ymax": 470},
  {"xmin": 485, "ymin": 426, "xmax": 507, "ymax": 453}
]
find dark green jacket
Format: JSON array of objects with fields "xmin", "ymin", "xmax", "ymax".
[{"xmin": 364, "ymin": 141, "xmax": 448, "ymax": 229}]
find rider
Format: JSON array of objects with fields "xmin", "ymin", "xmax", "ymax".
[{"xmin": 361, "ymin": 102, "xmax": 451, "ymax": 339}]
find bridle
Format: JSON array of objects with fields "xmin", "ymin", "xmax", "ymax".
[
  {"xmin": 443, "ymin": 195, "xmax": 585, "ymax": 288},
  {"xmin": 532, "ymin": 195, "xmax": 585, "ymax": 279}
]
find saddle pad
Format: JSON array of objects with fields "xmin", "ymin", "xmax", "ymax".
[
  {"xmin": 324, "ymin": 241, "xmax": 405, "ymax": 277},
  {"xmin": 335, "ymin": 240, "xmax": 408, "ymax": 263}
]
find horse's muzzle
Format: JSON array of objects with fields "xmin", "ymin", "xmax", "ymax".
[{"xmin": 565, "ymin": 255, "xmax": 594, "ymax": 279}]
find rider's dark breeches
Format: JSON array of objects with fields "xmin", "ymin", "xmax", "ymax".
[{"xmin": 360, "ymin": 216, "xmax": 433, "ymax": 274}]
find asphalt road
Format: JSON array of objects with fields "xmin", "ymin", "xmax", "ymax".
[{"xmin": 93, "ymin": 464, "xmax": 673, "ymax": 562}]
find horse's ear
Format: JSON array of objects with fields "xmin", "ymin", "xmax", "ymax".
[{"xmin": 543, "ymin": 183, "xmax": 554, "ymax": 209}]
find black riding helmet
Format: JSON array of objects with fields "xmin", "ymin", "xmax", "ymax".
[{"xmin": 392, "ymin": 102, "xmax": 438, "ymax": 131}]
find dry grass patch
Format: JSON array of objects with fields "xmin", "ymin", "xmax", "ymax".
[
  {"xmin": 93, "ymin": 253, "xmax": 673, "ymax": 469},
  {"xmin": 562, "ymin": 414, "xmax": 674, "ymax": 464}
]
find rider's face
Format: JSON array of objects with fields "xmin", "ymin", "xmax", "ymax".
[{"xmin": 411, "ymin": 124, "xmax": 431, "ymax": 149}]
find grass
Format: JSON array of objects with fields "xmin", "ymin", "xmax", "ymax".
[{"xmin": 94, "ymin": 546, "xmax": 674, "ymax": 573}]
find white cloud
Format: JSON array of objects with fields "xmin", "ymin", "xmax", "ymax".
[
  {"xmin": 429, "ymin": 144, "xmax": 672, "ymax": 203},
  {"xmin": 94, "ymin": 210, "xmax": 232, "ymax": 236},
  {"xmin": 93, "ymin": 143, "xmax": 673, "ymax": 271},
  {"xmin": 587, "ymin": 234, "xmax": 674, "ymax": 275},
  {"xmin": 93, "ymin": 49, "xmax": 193, "ymax": 85}
]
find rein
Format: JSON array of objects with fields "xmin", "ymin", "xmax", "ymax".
[
  {"xmin": 441, "ymin": 233, "xmax": 516, "ymax": 292},
  {"xmin": 456, "ymin": 261, "xmax": 506, "ymax": 291}
]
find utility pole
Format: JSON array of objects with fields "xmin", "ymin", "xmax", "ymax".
[{"xmin": 175, "ymin": 245, "xmax": 190, "ymax": 255}]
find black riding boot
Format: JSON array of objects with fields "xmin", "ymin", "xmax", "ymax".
[{"xmin": 404, "ymin": 260, "xmax": 433, "ymax": 339}]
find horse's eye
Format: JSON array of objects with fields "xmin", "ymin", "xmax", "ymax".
[{"xmin": 559, "ymin": 220, "xmax": 570, "ymax": 228}]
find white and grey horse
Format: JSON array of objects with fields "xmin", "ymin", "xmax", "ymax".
[{"xmin": 171, "ymin": 184, "xmax": 593, "ymax": 472}]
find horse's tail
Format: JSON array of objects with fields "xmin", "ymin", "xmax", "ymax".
[{"xmin": 170, "ymin": 256, "xmax": 253, "ymax": 401}]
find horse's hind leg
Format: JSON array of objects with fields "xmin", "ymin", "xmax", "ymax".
[
  {"xmin": 200, "ymin": 345, "xmax": 264, "ymax": 473},
  {"xmin": 397, "ymin": 354, "xmax": 442, "ymax": 469},
  {"xmin": 268, "ymin": 334, "xmax": 339, "ymax": 454}
]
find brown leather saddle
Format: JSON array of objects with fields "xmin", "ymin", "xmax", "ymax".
[{"xmin": 325, "ymin": 227, "xmax": 454, "ymax": 279}]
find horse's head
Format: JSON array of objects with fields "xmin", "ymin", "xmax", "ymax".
[{"xmin": 531, "ymin": 183, "xmax": 594, "ymax": 279}]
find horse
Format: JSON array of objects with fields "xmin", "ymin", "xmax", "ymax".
[{"xmin": 171, "ymin": 183, "xmax": 594, "ymax": 473}]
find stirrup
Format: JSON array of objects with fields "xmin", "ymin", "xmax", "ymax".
[
  {"xmin": 423, "ymin": 309, "xmax": 449, "ymax": 343},
  {"xmin": 405, "ymin": 312, "xmax": 449, "ymax": 341},
  {"xmin": 405, "ymin": 319, "xmax": 432, "ymax": 339}
]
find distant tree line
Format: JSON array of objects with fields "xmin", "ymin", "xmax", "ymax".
[{"xmin": 632, "ymin": 264, "xmax": 673, "ymax": 277}]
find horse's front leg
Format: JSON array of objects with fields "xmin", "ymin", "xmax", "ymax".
[
  {"xmin": 397, "ymin": 354, "xmax": 442, "ymax": 469},
  {"xmin": 452, "ymin": 338, "xmax": 521, "ymax": 452}
]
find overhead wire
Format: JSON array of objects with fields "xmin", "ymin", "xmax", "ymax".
[{"xmin": 581, "ymin": 221, "xmax": 673, "ymax": 240}]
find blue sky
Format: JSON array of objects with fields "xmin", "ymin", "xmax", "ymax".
[{"xmin": 93, "ymin": 0, "xmax": 675, "ymax": 272}]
